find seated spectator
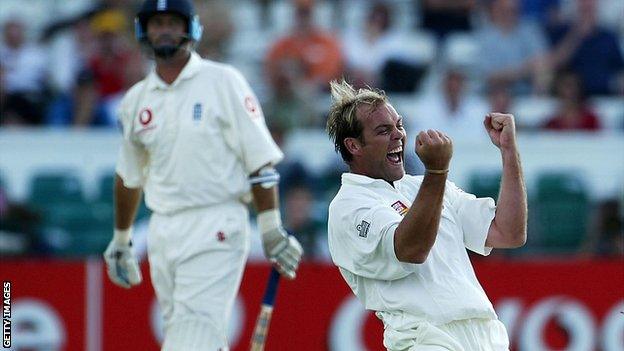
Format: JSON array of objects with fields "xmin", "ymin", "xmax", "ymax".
[
  {"xmin": 265, "ymin": 0, "xmax": 343, "ymax": 92},
  {"xmin": 487, "ymin": 80, "xmax": 513, "ymax": 114},
  {"xmin": 264, "ymin": 61, "xmax": 319, "ymax": 135},
  {"xmin": 543, "ymin": 71, "xmax": 601, "ymax": 131},
  {"xmin": 547, "ymin": 0, "xmax": 624, "ymax": 96},
  {"xmin": 477, "ymin": 0, "xmax": 550, "ymax": 95},
  {"xmin": 583, "ymin": 199, "xmax": 623, "ymax": 257},
  {"xmin": 283, "ymin": 183, "xmax": 324, "ymax": 260},
  {"xmin": 342, "ymin": 2, "xmax": 399, "ymax": 87},
  {"xmin": 45, "ymin": 10, "xmax": 144, "ymax": 127},
  {"xmin": 412, "ymin": 69, "xmax": 488, "ymax": 140},
  {"xmin": 418, "ymin": 0, "xmax": 476, "ymax": 40},
  {"xmin": 0, "ymin": 185, "xmax": 41, "ymax": 256},
  {"xmin": 195, "ymin": 0, "xmax": 234, "ymax": 61},
  {"xmin": 0, "ymin": 18, "xmax": 49, "ymax": 126}
]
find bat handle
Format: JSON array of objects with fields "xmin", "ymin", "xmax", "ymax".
[{"xmin": 263, "ymin": 267, "xmax": 281, "ymax": 306}]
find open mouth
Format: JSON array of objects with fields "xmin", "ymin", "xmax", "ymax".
[{"xmin": 386, "ymin": 145, "xmax": 403, "ymax": 164}]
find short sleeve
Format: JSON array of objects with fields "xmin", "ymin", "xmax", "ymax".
[
  {"xmin": 328, "ymin": 198, "xmax": 419, "ymax": 281},
  {"xmin": 220, "ymin": 67, "xmax": 283, "ymax": 174},
  {"xmin": 115, "ymin": 104, "xmax": 148, "ymax": 188},
  {"xmin": 447, "ymin": 182, "xmax": 496, "ymax": 256}
]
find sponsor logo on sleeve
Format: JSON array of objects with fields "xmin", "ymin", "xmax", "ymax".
[
  {"xmin": 356, "ymin": 221, "xmax": 370, "ymax": 238},
  {"xmin": 391, "ymin": 201, "xmax": 409, "ymax": 216}
]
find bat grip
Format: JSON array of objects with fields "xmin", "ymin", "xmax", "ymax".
[{"xmin": 262, "ymin": 267, "xmax": 281, "ymax": 306}]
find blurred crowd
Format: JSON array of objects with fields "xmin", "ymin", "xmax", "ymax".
[{"xmin": 0, "ymin": 0, "xmax": 622, "ymax": 259}]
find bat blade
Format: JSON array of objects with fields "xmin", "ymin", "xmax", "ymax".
[{"xmin": 250, "ymin": 268, "xmax": 281, "ymax": 351}]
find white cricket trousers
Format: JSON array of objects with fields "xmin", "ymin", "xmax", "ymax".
[
  {"xmin": 147, "ymin": 202, "xmax": 250, "ymax": 351},
  {"xmin": 388, "ymin": 318, "xmax": 509, "ymax": 351}
]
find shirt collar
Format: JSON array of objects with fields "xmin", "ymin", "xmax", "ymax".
[
  {"xmin": 341, "ymin": 172, "xmax": 402, "ymax": 188},
  {"xmin": 146, "ymin": 51, "xmax": 202, "ymax": 91}
]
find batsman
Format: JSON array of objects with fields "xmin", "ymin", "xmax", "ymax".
[{"xmin": 102, "ymin": 1, "xmax": 302, "ymax": 349}]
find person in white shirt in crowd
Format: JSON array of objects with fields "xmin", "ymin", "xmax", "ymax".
[
  {"xmin": 477, "ymin": 0, "xmax": 550, "ymax": 95},
  {"xmin": 102, "ymin": 1, "xmax": 302, "ymax": 350},
  {"xmin": 0, "ymin": 17, "xmax": 48, "ymax": 125},
  {"xmin": 412, "ymin": 69, "xmax": 489, "ymax": 141},
  {"xmin": 326, "ymin": 80, "xmax": 527, "ymax": 350}
]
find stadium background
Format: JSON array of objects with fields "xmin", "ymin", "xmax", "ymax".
[{"xmin": 0, "ymin": 0, "xmax": 622, "ymax": 350}]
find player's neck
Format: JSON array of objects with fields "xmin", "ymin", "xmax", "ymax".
[{"xmin": 155, "ymin": 51, "xmax": 191, "ymax": 85}]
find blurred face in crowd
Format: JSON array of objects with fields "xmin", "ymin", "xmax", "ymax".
[
  {"xmin": 444, "ymin": 71, "xmax": 465, "ymax": 104},
  {"xmin": 3, "ymin": 20, "xmax": 25, "ymax": 49},
  {"xmin": 488, "ymin": 84, "xmax": 512, "ymax": 113},
  {"xmin": 367, "ymin": 3, "xmax": 391, "ymax": 34},
  {"xmin": 556, "ymin": 73, "xmax": 583, "ymax": 102},
  {"xmin": 146, "ymin": 13, "xmax": 187, "ymax": 52},
  {"xmin": 490, "ymin": 0, "xmax": 518, "ymax": 29},
  {"xmin": 294, "ymin": 5, "xmax": 314, "ymax": 33},
  {"xmin": 285, "ymin": 186, "xmax": 314, "ymax": 228},
  {"xmin": 346, "ymin": 103, "xmax": 406, "ymax": 183}
]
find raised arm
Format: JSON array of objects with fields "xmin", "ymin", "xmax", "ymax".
[
  {"xmin": 483, "ymin": 113, "xmax": 528, "ymax": 248},
  {"xmin": 394, "ymin": 130, "xmax": 453, "ymax": 263}
]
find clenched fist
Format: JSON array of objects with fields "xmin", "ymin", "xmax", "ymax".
[
  {"xmin": 484, "ymin": 113, "xmax": 517, "ymax": 151},
  {"xmin": 415, "ymin": 129, "xmax": 453, "ymax": 171}
]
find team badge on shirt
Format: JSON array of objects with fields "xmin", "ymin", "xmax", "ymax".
[
  {"xmin": 357, "ymin": 220, "xmax": 370, "ymax": 238},
  {"xmin": 193, "ymin": 103, "xmax": 202, "ymax": 121},
  {"xmin": 391, "ymin": 201, "xmax": 409, "ymax": 216}
]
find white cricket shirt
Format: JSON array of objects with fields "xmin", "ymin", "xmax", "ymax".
[
  {"xmin": 328, "ymin": 173, "xmax": 498, "ymax": 331},
  {"xmin": 116, "ymin": 52, "xmax": 283, "ymax": 214}
]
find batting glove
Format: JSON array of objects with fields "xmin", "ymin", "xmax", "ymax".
[
  {"xmin": 103, "ymin": 228, "xmax": 142, "ymax": 288},
  {"xmin": 258, "ymin": 209, "xmax": 303, "ymax": 279}
]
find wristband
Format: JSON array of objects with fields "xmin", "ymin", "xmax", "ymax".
[
  {"xmin": 425, "ymin": 169, "xmax": 449, "ymax": 175},
  {"xmin": 113, "ymin": 228, "xmax": 132, "ymax": 245}
]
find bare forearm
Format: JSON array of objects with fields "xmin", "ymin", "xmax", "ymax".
[
  {"xmin": 251, "ymin": 184, "xmax": 278, "ymax": 212},
  {"xmin": 495, "ymin": 149, "xmax": 527, "ymax": 245},
  {"xmin": 394, "ymin": 174, "xmax": 447, "ymax": 263},
  {"xmin": 114, "ymin": 175, "xmax": 142, "ymax": 230}
]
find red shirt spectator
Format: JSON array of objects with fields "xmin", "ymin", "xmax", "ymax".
[
  {"xmin": 265, "ymin": 0, "xmax": 343, "ymax": 91},
  {"xmin": 543, "ymin": 108, "xmax": 600, "ymax": 131},
  {"xmin": 543, "ymin": 71, "xmax": 601, "ymax": 131}
]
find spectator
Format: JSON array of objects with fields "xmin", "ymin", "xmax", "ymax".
[
  {"xmin": 0, "ymin": 185, "xmax": 41, "ymax": 256},
  {"xmin": 265, "ymin": 0, "xmax": 343, "ymax": 92},
  {"xmin": 46, "ymin": 10, "xmax": 144, "ymax": 127},
  {"xmin": 487, "ymin": 80, "xmax": 513, "ymax": 114},
  {"xmin": 264, "ymin": 62, "xmax": 318, "ymax": 136},
  {"xmin": 195, "ymin": 0, "xmax": 234, "ymax": 61},
  {"xmin": 0, "ymin": 18, "xmax": 49, "ymax": 125},
  {"xmin": 543, "ymin": 71, "xmax": 601, "ymax": 131},
  {"xmin": 584, "ymin": 199, "xmax": 623, "ymax": 257},
  {"xmin": 412, "ymin": 69, "xmax": 488, "ymax": 140},
  {"xmin": 283, "ymin": 183, "xmax": 323, "ymax": 259},
  {"xmin": 477, "ymin": 0, "xmax": 550, "ymax": 95},
  {"xmin": 418, "ymin": 0, "xmax": 476, "ymax": 40},
  {"xmin": 547, "ymin": 0, "xmax": 624, "ymax": 96},
  {"xmin": 342, "ymin": 2, "xmax": 397, "ymax": 87}
]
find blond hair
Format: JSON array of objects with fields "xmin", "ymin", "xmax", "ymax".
[{"xmin": 326, "ymin": 80, "xmax": 387, "ymax": 162}]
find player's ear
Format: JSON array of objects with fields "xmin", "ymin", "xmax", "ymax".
[{"xmin": 343, "ymin": 137, "xmax": 362, "ymax": 157}]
